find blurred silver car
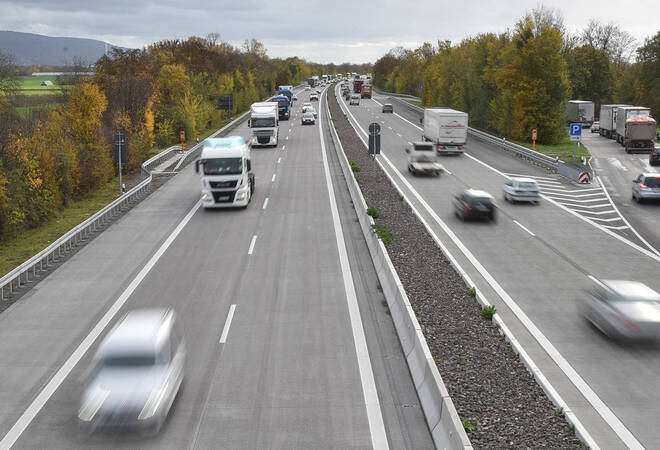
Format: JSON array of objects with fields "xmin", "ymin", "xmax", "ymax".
[
  {"xmin": 583, "ymin": 280, "xmax": 660, "ymax": 340},
  {"xmin": 632, "ymin": 173, "xmax": 660, "ymax": 202},
  {"xmin": 503, "ymin": 177, "xmax": 540, "ymax": 203},
  {"xmin": 301, "ymin": 111, "xmax": 315, "ymax": 125},
  {"xmin": 78, "ymin": 309, "xmax": 185, "ymax": 434}
]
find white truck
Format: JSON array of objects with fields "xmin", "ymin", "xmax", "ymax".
[
  {"xmin": 615, "ymin": 106, "xmax": 656, "ymax": 153},
  {"xmin": 599, "ymin": 104, "xmax": 631, "ymax": 139},
  {"xmin": 248, "ymin": 102, "xmax": 279, "ymax": 147},
  {"xmin": 195, "ymin": 136, "xmax": 255, "ymax": 208},
  {"xmin": 566, "ymin": 100, "xmax": 594, "ymax": 127},
  {"xmin": 422, "ymin": 108, "xmax": 468, "ymax": 155}
]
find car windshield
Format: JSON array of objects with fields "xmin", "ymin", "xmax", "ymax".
[
  {"xmin": 103, "ymin": 355, "xmax": 156, "ymax": 367},
  {"xmin": 469, "ymin": 196, "xmax": 492, "ymax": 204},
  {"xmin": 203, "ymin": 157, "xmax": 242, "ymax": 175},
  {"xmin": 644, "ymin": 177, "xmax": 660, "ymax": 187}
]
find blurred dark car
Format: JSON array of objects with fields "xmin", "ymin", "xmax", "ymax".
[
  {"xmin": 382, "ymin": 104, "xmax": 393, "ymax": 113},
  {"xmin": 453, "ymin": 189, "xmax": 496, "ymax": 222},
  {"xmin": 650, "ymin": 147, "xmax": 660, "ymax": 166}
]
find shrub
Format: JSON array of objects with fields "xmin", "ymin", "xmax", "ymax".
[
  {"xmin": 366, "ymin": 206, "xmax": 381, "ymax": 218},
  {"xmin": 349, "ymin": 160, "xmax": 361, "ymax": 173},
  {"xmin": 372, "ymin": 223, "xmax": 393, "ymax": 245},
  {"xmin": 481, "ymin": 305, "xmax": 496, "ymax": 320}
]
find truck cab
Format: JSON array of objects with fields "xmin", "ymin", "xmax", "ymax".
[
  {"xmin": 195, "ymin": 137, "xmax": 255, "ymax": 209},
  {"xmin": 248, "ymin": 102, "xmax": 279, "ymax": 147},
  {"xmin": 271, "ymin": 95, "xmax": 290, "ymax": 120}
]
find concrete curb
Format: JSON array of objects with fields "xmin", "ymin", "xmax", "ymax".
[
  {"xmin": 333, "ymin": 85, "xmax": 599, "ymax": 449},
  {"xmin": 324, "ymin": 89, "xmax": 473, "ymax": 450}
]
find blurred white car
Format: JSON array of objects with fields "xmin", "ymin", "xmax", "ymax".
[
  {"xmin": 310, "ymin": 92, "xmax": 319, "ymax": 101},
  {"xmin": 583, "ymin": 280, "xmax": 660, "ymax": 341},
  {"xmin": 78, "ymin": 309, "xmax": 185, "ymax": 434},
  {"xmin": 302, "ymin": 111, "xmax": 315, "ymax": 125},
  {"xmin": 503, "ymin": 177, "xmax": 540, "ymax": 203}
]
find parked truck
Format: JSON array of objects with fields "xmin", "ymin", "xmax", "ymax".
[
  {"xmin": 566, "ymin": 100, "xmax": 595, "ymax": 127},
  {"xmin": 271, "ymin": 95, "xmax": 290, "ymax": 120},
  {"xmin": 195, "ymin": 136, "xmax": 254, "ymax": 209},
  {"xmin": 615, "ymin": 106, "xmax": 656, "ymax": 153},
  {"xmin": 248, "ymin": 102, "xmax": 279, "ymax": 147},
  {"xmin": 599, "ymin": 104, "xmax": 631, "ymax": 139},
  {"xmin": 360, "ymin": 84, "xmax": 372, "ymax": 99},
  {"xmin": 422, "ymin": 108, "xmax": 468, "ymax": 155},
  {"xmin": 353, "ymin": 79, "xmax": 364, "ymax": 94}
]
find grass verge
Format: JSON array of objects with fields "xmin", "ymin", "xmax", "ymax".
[
  {"xmin": 0, "ymin": 177, "xmax": 123, "ymax": 278},
  {"xmin": 517, "ymin": 133, "xmax": 590, "ymax": 162}
]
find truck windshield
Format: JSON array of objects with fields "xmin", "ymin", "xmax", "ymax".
[
  {"xmin": 203, "ymin": 157, "xmax": 243, "ymax": 175},
  {"xmin": 276, "ymin": 99, "xmax": 288, "ymax": 108},
  {"xmin": 252, "ymin": 118, "xmax": 276, "ymax": 128}
]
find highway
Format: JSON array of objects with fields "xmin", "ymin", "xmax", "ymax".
[
  {"xmin": 0, "ymin": 87, "xmax": 434, "ymax": 449},
  {"xmin": 337, "ymin": 84, "xmax": 660, "ymax": 449}
]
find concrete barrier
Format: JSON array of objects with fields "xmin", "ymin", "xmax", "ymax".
[{"xmin": 324, "ymin": 91, "xmax": 473, "ymax": 449}]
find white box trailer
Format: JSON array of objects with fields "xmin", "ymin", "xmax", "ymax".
[
  {"xmin": 599, "ymin": 104, "xmax": 631, "ymax": 139},
  {"xmin": 566, "ymin": 100, "xmax": 594, "ymax": 126},
  {"xmin": 422, "ymin": 108, "xmax": 468, "ymax": 155},
  {"xmin": 248, "ymin": 102, "xmax": 279, "ymax": 147}
]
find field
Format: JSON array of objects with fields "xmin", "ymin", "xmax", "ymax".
[{"xmin": 16, "ymin": 76, "xmax": 60, "ymax": 96}]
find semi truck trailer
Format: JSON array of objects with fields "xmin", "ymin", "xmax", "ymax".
[
  {"xmin": 195, "ymin": 136, "xmax": 255, "ymax": 209},
  {"xmin": 360, "ymin": 84, "xmax": 372, "ymax": 99},
  {"xmin": 599, "ymin": 104, "xmax": 631, "ymax": 139},
  {"xmin": 422, "ymin": 108, "xmax": 468, "ymax": 155},
  {"xmin": 566, "ymin": 100, "xmax": 595, "ymax": 127},
  {"xmin": 615, "ymin": 106, "xmax": 656, "ymax": 153}
]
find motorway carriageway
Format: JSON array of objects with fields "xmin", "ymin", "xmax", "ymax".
[
  {"xmin": 338, "ymin": 84, "xmax": 660, "ymax": 449},
  {"xmin": 0, "ymin": 87, "xmax": 434, "ymax": 449}
]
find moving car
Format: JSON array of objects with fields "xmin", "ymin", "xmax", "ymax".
[
  {"xmin": 302, "ymin": 111, "xmax": 315, "ymax": 125},
  {"xmin": 503, "ymin": 177, "xmax": 540, "ymax": 203},
  {"xmin": 349, "ymin": 94, "xmax": 360, "ymax": 106},
  {"xmin": 382, "ymin": 104, "xmax": 393, "ymax": 113},
  {"xmin": 78, "ymin": 309, "xmax": 185, "ymax": 434},
  {"xmin": 583, "ymin": 280, "xmax": 660, "ymax": 341},
  {"xmin": 590, "ymin": 121, "xmax": 600, "ymax": 133},
  {"xmin": 406, "ymin": 142, "xmax": 444, "ymax": 176},
  {"xmin": 310, "ymin": 92, "xmax": 319, "ymax": 101},
  {"xmin": 649, "ymin": 147, "xmax": 660, "ymax": 166},
  {"xmin": 302, "ymin": 105, "xmax": 317, "ymax": 118},
  {"xmin": 454, "ymin": 189, "xmax": 496, "ymax": 222},
  {"xmin": 632, "ymin": 173, "xmax": 660, "ymax": 202},
  {"xmin": 304, "ymin": 86, "xmax": 310, "ymax": 91}
]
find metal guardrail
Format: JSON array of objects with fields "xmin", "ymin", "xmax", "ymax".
[{"xmin": 377, "ymin": 89, "xmax": 561, "ymax": 170}]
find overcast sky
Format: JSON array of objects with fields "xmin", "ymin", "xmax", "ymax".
[{"xmin": 0, "ymin": 0, "xmax": 657, "ymax": 64}]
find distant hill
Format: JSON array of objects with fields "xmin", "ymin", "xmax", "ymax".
[{"xmin": 0, "ymin": 31, "xmax": 125, "ymax": 66}]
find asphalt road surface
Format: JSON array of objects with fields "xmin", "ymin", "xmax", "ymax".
[
  {"xmin": 0, "ymin": 87, "xmax": 433, "ymax": 449},
  {"xmin": 338, "ymin": 86, "xmax": 660, "ymax": 449}
]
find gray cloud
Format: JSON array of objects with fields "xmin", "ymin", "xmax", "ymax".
[{"xmin": 0, "ymin": 0, "xmax": 656, "ymax": 63}]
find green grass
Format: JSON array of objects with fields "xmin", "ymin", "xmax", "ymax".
[
  {"xmin": 15, "ymin": 103, "xmax": 59, "ymax": 119},
  {"xmin": 517, "ymin": 133, "xmax": 590, "ymax": 162},
  {"xmin": 404, "ymin": 99, "xmax": 423, "ymax": 107},
  {"xmin": 16, "ymin": 76, "xmax": 60, "ymax": 96},
  {"xmin": 0, "ymin": 178, "xmax": 122, "ymax": 278}
]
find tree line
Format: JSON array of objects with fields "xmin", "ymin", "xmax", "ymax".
[
  {"xmin": 0, "ymin": 36, "xmax": 368, "ymax": 241},
  {"xmin": 372, "ymin": 8, "xmax": 658, "ymax": 145}
]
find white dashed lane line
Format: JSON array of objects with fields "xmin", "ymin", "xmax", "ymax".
[
  {"xmin": 247, "ymin": 235, "xmax": 257, "ymax": 255},
  {"xmin": 262, "ymin": 197, "xmax": 269, "ymax": 210},
  {"xmin": 271, "ymin": 174, "xmax": 276, "ymax": 182}
]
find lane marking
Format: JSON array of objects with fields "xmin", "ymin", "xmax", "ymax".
[
  {"xmin": 513, "ymin": 220, "xmax": 536, "ymax": 237},
  {"xmin": 285, "ymin": 136, "xmax": 289, "ymax": 140},
  {"xmin": 282, "ymin": 145, "xmax": 286, "ymax": 150},
  {"xmin": 396, "ymin": 133, "xmax": 402, "ymax": 137},
  {"xmin": 338, "ymin": 86, "xmax": 630, "ymax": 448},
  {"xmin": 247, "ymin": 235, "xmax": 257, "ymax": 255},
  {"xmin": 277, "ymin": 157, "xmax": 282, "ymax": 164},
  {"xmin": 444, "ymin": 168, "xmax": 452, "ymax": 175},
  {"xmin": 218, "ymin": 304, "xmax": 237, "ymax": 344},
  {"xmin": 0, "ymin": 200, "xmax": 203, "ymax": 450},
  {"xmin": 319, "ymin": 89, "xmax": 389, "ymax": 449},
  {"xmin": 262, "ymin": 197, "xmax": 269, "ymax": 210},
  {"xmin": 271, "ymin": 174, "xmax": 276, "ymax": 182}
]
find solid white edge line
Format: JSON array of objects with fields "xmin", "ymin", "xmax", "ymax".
[
  {"xmin": 319, "ymin": 88, "xmax": 389, "ymax": 450},
  {"xmin": 0, "ymin": 200, "xmax": 203, "ymax": 450},
  {"xmin": 218, "ymin": 304, "xmax": 237, "ymax": 344},
  {"xmin": 513, "ymin": 220, "xmax": 536, "ymax": 237},
  {"xmin": 262, "ymin": 198, "xmax": 269, "ymax": 210},
  {"xmin": 339, "ymin": 86, "xmax": 636, "ymax": 449},
  {"xmin": 247, "ymin": 235, "xmax": 257, "ymax": 255}
]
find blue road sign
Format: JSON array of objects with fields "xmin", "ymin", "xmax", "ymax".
[{"xmin": 569, "ymin": 123, "xmax": 582, "ymax": 141}]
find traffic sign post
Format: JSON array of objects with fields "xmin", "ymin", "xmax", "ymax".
[
  {"xmin": 180, "ymin": 130, "xmax": 186, "ymax": 153},
  {"xmin": 368, "ymin": 122, "xmax": 381, "ymax": 172},
  {"xmin": 569, "ymin": 123, "xmax": 582, "ymax": 162},
  {"xmin": 114, "ymin": 131, "xmax": 126, "ymax": 194},
  {"xmin": 532, "ymin": 129, "xmax": 537, "ymax": 151}
]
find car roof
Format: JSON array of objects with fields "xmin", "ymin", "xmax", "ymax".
[
  {"xmin": 640, "ymin": 173, "xmax": 660, "ymax": 178},
  {"xmin": 464, "ymin": 189, "xmax": 493, "ymax": 199},
  {"xmin": 383, "ymin": 103, "xmax": 392, "ymax": 107},
  {"xmin": 603, "ymin": 280, "xmax": 660, "ymax": 301},
  {"xmin": 511, "ymin": 177, "xmax": 537, "ymax": 184},
  {"xmin": 97, "ymin": 309, "xmax": 174, "ymax": 358}
]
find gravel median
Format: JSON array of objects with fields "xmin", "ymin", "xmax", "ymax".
[{"xmin": 328, "ymin": 87, "xmax": 582, "ymax": 448}]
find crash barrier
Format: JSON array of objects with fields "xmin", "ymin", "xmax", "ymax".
[
  {"xmin": 325, "ymin": 91, "xmax": 473, "ymax": 449},
  {"xmin": 558, "ymin": 162, "xmax": 593, "ymax": 184},
  {"xmin": 0, "ymin": 96, "xmax": 268, "ymax": 302},
  {"xmin": 377, "ymin": 90, "xmax": 561, "ymax": 171}
]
